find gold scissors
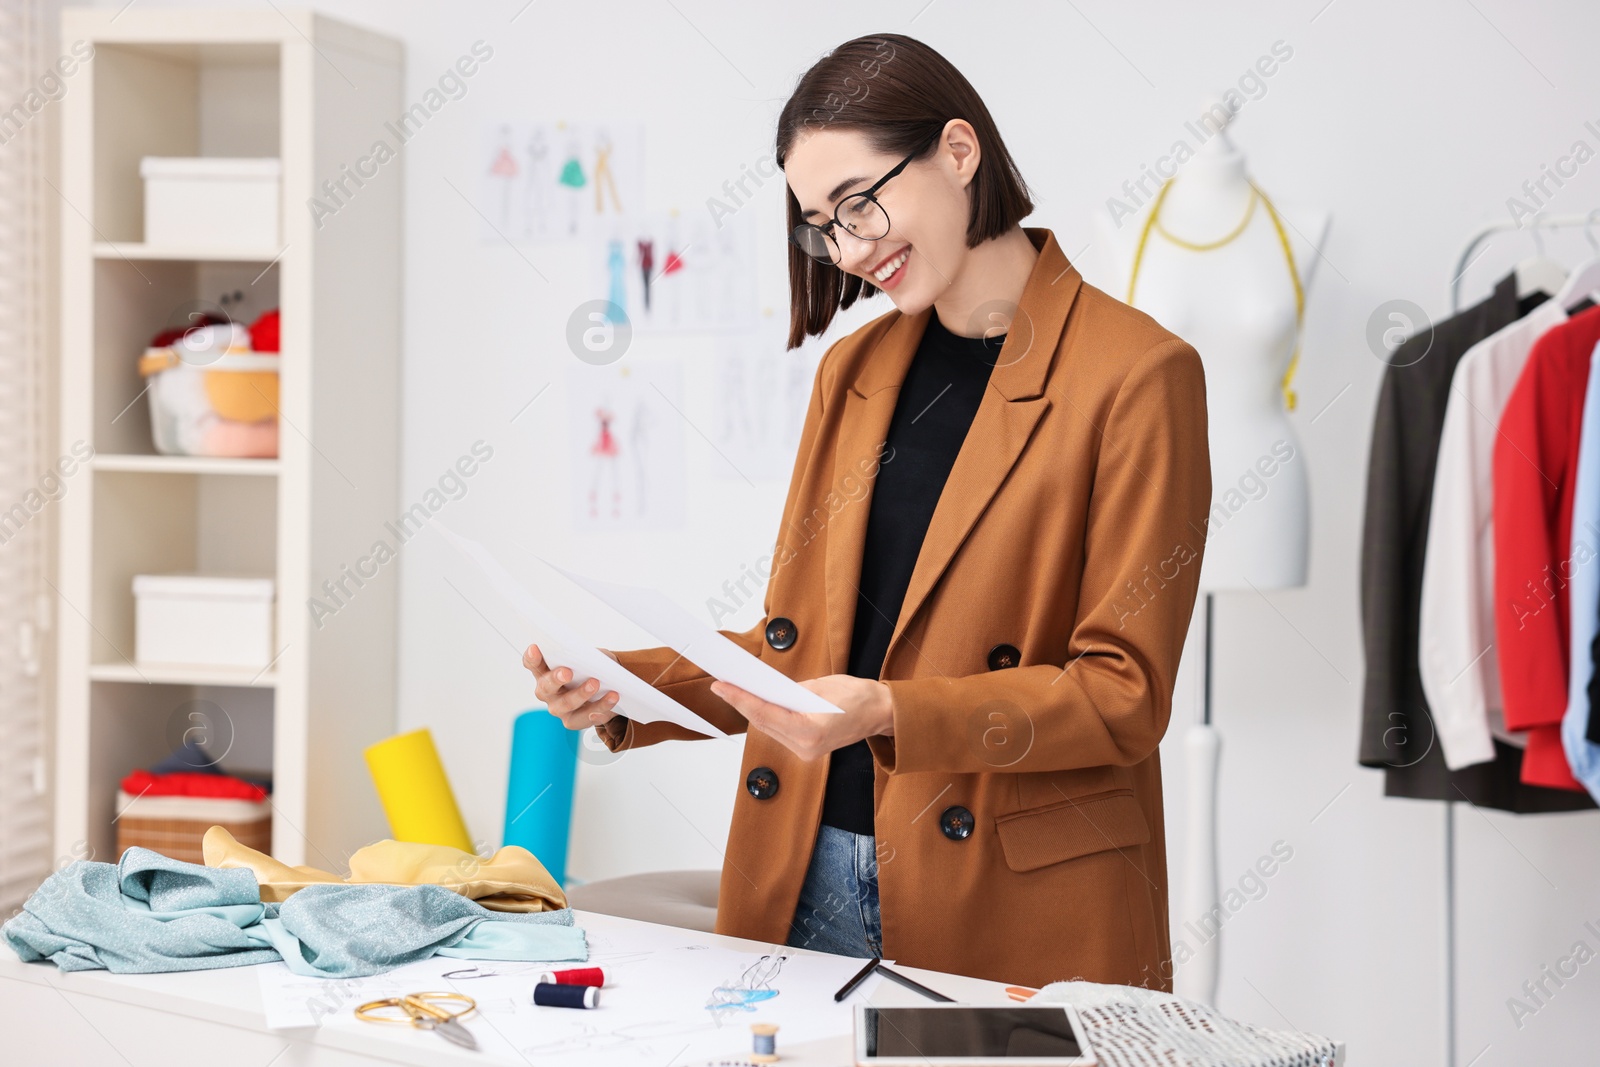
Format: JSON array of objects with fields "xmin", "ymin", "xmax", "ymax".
[{"xmin": 354, "ymin": 990, "xmax": 478, "ymax": 1051}]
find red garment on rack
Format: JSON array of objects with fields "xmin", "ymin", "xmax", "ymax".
[
  {"xmin": 120, "ymin": 769, "xmax": 268, "ymax": 802},
  {"xmin": 1492, "ymin": 305, "xmax": 1600, "ymax": 791}
]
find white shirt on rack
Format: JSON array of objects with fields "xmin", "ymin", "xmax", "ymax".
[{"xmin": 1419, "ymin": 296, "xmax": 1568, "ymax": 769}]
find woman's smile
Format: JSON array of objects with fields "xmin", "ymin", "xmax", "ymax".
[{"xmin": 871, "ymin": 245, "xmax": 911, "ymax": 288}]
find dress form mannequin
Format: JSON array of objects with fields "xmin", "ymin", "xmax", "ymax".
[
  {"xmin": 1092, "ymin": 106, "xmax": 1330, "ymax": 1007},
  {"xmin": 1095, "ymin": 116, "xmax": 1325, "ymax": 591}
]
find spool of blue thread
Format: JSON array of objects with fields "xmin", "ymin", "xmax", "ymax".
[
  {"xmin": 533, "ymin": 981, "xmax": 600, "ymax": 1009},
  {"xmin": 751, "ymin": 1021, "xmax": 779, "ymax": 1063}
]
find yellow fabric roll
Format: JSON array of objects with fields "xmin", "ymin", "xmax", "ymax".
[
  {"xmin": 363, "ymin": 727, "xmax": 474, "ymax": 853},
  {"xmin": 201, "ymin": 826, "xmax": 567, "ymax": 911}
]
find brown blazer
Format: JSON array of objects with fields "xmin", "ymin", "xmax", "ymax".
[{"xmin": 596, "ymin": 226, "xmax": 1211, "ymax": 990}]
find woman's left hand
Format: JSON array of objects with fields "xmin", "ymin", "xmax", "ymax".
[{"xmin": 710, "ymin": 675, "xmax": 895, "ymax": 762}]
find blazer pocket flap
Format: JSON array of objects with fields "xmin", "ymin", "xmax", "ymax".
[{"xmin": 994, "ymin": 790, "xmax": 1151, "ymax": 873}]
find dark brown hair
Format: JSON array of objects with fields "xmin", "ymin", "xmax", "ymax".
[{"xmin": 775, "ymin": 34, "xmax": 1035, "ymax": 349}]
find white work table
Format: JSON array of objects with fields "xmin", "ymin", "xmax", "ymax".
[{"xmin": 1, "ymin": 908, "xmax": 1026, "ymax": 1066}]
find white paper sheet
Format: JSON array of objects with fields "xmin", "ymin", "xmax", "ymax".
[
  {"xmin": 262, "ymin": 946, "xmax": 885, "ymax": 1061},
  {"xmin": 435, "ymin": 525, "xmax": 727, "ymax": 738},
  {"xmin": 550, "ymin": 563, "xmax": 844, "ymax": 716},
  {"xmin": 257, "ymin": 919, "xmax": 889, "ymax": 1066},
  {"xmin": 492, "ymin": 940, "xmax": 884, "ymax": 1063},
  {"xmin": 256, "ymin": 956, "xmax": 465, "ymax": 1030}
]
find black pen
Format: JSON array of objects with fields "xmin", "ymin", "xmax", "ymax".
[
  {"xmin": 874, "ymin": 963, "xmax": 955, "ymax": 1002},
  {"xmin": 833, "ymin": 957, "xmax": 881, "ymax": 1002}
]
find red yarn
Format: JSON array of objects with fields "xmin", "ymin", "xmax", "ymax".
[{"xmin": 249, "ymin": 309, "xmax": 281, "ymax": 353}]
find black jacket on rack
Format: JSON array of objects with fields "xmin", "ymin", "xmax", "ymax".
[{"xmin": 1359, "ymin": 271, "xmax": 1595, "ymax": 812}]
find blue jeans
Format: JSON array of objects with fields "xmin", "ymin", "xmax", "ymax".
[{"xmin": 786, "ymin": 824, "xmax": 883, "ymax": 958}]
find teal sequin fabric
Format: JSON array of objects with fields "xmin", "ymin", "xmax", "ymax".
[{"xmin": 4, "ymin": 846, "xmax": 587, "ymax": 977}]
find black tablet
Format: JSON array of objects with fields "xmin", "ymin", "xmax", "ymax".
[{"xmin": 854, "ymin": 1003, "xmax": 1097, "ymax": 1066}]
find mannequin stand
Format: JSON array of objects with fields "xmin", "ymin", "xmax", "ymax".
[{"xmin": 1179, "ymin": 593, "xmax": 1222, "ymax": 1005}]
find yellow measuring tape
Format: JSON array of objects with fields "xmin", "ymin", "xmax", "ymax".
[{"xmin": 1125, "ymin": 177, "xmax": 1305, "ymax": 412}]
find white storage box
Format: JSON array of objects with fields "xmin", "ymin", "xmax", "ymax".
[
  {"xmin": 140, "ymin": 157, "xmax": 281, "ymax": 250},
  {"xmin": 133, "ymin": 574, "xmax": 275, "ymax": 669}
]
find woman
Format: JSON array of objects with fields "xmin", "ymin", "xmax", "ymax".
[{"xmin": 523, "ymin": 33, "xmax": 1211, "ymax": 991}]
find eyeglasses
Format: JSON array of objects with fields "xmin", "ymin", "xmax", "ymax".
[{"xmin": 790, "ymin": 128, "xmax": 942, "ymax": 266}]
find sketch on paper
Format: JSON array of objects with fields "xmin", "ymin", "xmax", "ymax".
[
  {"xmin": 590, "ymin": 208, "xmax": 759, "ymax": 333},
  {"xmin": 511, "ymin": 942, "xmax": 862, "ymax": 1065},
  {"xmin": 710, "ymin": 319, "xmax": 819, "ymax": 481},
  {"xmin": 566, "ymin": 359, "xmax": 686, "ymax": 531},
  {"xmin": 480, "ymin": 120, "xmax": 642, "ymax": 242},
  {"xmin": 258, "ymin": 921, "xmax": 877, "ymax": 1066},
  {"xmin": 706, "ymin": 953, "xmax": 785, "ymax": 1022}
]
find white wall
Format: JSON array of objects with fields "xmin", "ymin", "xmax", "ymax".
[{"xmin": 81, "ymin": 1, "xmax": 1600, "ymax": 1063}]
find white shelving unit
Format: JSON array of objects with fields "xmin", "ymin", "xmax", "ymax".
[
  {"xmin": 54, "ymin": 8, "xmax": 404, "ymax": 868},
  {"xmin": 93, "ymin": 454, "xmax": 282, "ymax": 476},
  {"xmin": 93, "ymin": 242, "xmax": 286, "ymax": 262}
]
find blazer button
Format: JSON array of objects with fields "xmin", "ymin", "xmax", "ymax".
[
  {"xmin": 765, "ymin": 617, "xmax": 797, "ymax": 651},
  {"xmin": 987, "ymin": 643, "xmax": 1021, "ymax": 670},
  {"xmin": 939, "ymin": 805, "xmax": 974, "ymax": 840},
  {"xmin": 746, "ymin": 766, "xmax": 780, "ymax": 800}
]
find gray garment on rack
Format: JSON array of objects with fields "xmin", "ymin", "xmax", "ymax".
[{"xmin": 3, "ymin": 846, "xmax": 587, "ymax": 977}]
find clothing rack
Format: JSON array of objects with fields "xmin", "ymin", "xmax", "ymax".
[
  {"xmin": 1440, "ymin": 211, "xmax": 1598, "ymax": 1067},
  {"xmin": 1451, "ymin": 212, "xmax": 1600, "ymax": 310}
]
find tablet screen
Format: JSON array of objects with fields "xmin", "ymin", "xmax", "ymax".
[{"xmin": 863, "ymin": 1005, "xmax": 1084, "ymax": 1059}]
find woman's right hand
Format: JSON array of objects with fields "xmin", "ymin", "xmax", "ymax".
[{"xmin": 523, "ymin": 643, "xmax": 622, "ymax": 730}]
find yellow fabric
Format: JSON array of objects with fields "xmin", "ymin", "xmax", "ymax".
[
  {"xmin": 201, "ymin": 825, "xmax": 568, "ymax": 912},
  {"xmin": 205, "ymin": 369, "xmax": 279, "ymax": 422},
  {"xmin": 363, "ymin": 727, "xmax": 474, "ymax": 852},
  {"xmin": 1126, "ymin": 177, "xmax": 1305, "ymax": 412}
]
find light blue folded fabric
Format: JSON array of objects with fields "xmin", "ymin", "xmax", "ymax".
[
  {"xmin": 257, "ymin": 882, "xmax": 586, "ymax": 977},
  {"xmin": 4, "ymin": 849, "xmax": 277, "ymax": 972},
  {"xmin": 3, "ymin": 846, "xmax": 587, "ymax": 977},
  {"xmin": 434, "ymin": 914, "xmax": 586, "ymax": 962},
  {"xmin": 120, "ymin": 844, "xmax": 264, "ymax": 913}
]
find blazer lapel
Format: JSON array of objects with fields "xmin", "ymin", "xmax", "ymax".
[{"xmin": 822, "ymin": 228, "xmax": 1085, "ymax": 678}]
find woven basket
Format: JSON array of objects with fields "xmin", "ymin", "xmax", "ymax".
[{"xmin": 115, "ymin": 789, "xmax": 272, "ymax": 864}]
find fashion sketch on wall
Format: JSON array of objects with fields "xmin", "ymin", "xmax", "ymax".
[
  {"xmin": 590, "ymin": 208, "xmax": 759, "ymax": 334},
  {"xmin": 481, "ymin": 120, "xmax": 643, "ymax": 243},
  {"xmin": 710, "ymin": 315, "xmax": 819, "ymax": 481},
  {"xmin": 565, "ymin": 358, "xmax": 686, "ymax": 531}
]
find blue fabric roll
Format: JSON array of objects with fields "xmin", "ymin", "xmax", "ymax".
[
  {"xmin": 3, "ymin": 846, "xmax": 587, "ymax": 977},
  {"xmin": 503, "ymin": 708, "xmax": 579, "ymax": 886}
]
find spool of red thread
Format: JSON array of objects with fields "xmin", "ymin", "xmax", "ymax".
[{"xmin": 536, "ymin": 966, "xmax": 605, "ymax": 987}]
